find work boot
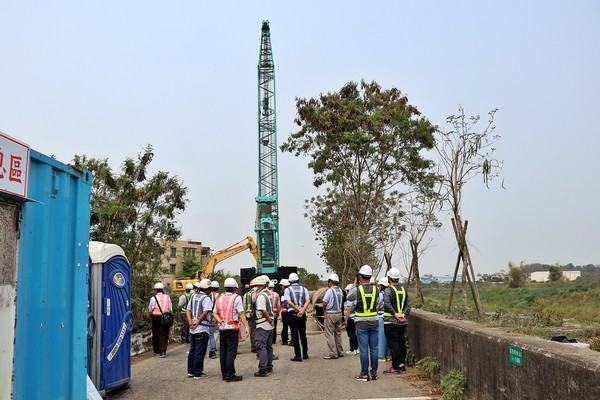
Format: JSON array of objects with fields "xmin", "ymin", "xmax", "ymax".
[
  {"xmin": 209, "ymin": 351, "xmax": 217, "ymax": 359},
  {"xmin": 254, "ymin": 369, "xmax": 268, "ymax": 377}
]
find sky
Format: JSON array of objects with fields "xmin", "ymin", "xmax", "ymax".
[{"xmin": 1, "ymin": 1, "xmax": 598, "ymax": 280}]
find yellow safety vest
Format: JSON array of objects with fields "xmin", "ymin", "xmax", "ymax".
[
  {"xmin": 355, "ymin": 285, "xmax": 377, "ymax": 317},
  {"xmin": 181, "ymin": 291, "xmax": 192, "ymax": 312},
  {"xmin": 383, "ymin": 285, "xmax": 406, "ymax": 317}
]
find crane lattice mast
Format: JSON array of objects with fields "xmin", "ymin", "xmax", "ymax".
[{"xmin": 255, "ymin": 20, "xmax": 279, "ymax": 274}]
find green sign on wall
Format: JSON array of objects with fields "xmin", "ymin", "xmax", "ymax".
[{"xmin": 508, "ymin": 346, "xmax": 523, "ymax": 367}]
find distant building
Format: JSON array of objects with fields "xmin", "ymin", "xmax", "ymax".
[
  {"xmin": 159, "ymin": 240, "xmax": 211, "ymax": 286},
  {"xmin": 529, "ymin": 270, "xmax": 581, "ymax": 282}
]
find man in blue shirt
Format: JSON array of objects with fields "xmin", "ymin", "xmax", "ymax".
[
  {"xmin": 322, "ymin": 273, "xmax": 345, "ymax": 359},
  {"xmin": 186, "ymin": 279, "xmax": 213, "ymax": 379}
]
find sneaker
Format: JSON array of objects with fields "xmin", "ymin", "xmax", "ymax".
[
  {"xmin": 345, "ymin": 350, "xmax": 354, "ymax": 355},
  {"xmin": 226, "ymin": 375, "xmax": 243, "ymax": 382},
  {"xmin": 187, "ymin": 373, "xmax": 194, "ymax": 378},
  {"xmin": 186, "ymin": 351, "xmax": 189, "ymax": 356},
  {"xmin": 266, "ymin": 367, "xmax": 273, "ymax": 374},
  {"xmin": 209, "ymin": 352, "xmax": 217, "ymax": 359},
  {"xmin": 193, "ymin": 373, "xmax": 209, "ymax": 379},
  {"xmin": 355, "ymin": 374, "xmax": 370, "ymax": 382},
  {"xmin": 159, "ymin": 353, "xmax": 166, "ymax": 358},
  {"xmin": 290, "ymin": 357, "xmax": 302, "ymax": 362},
  {"xmin": 338, "ymin": 354, "xmax": 344, "ymax": 358},
  {"xmin": 323, "ymin": 355, "xmax": 338, "ymax": 359},
  {"xmin": 353, "ymin": 349, "xmax": 360, "ymax": 355},
  {"xmin": 399, "ymin": 364, "xmax": 406, "ymax": 372},
  {"xmin": 371, "ymin": 374, "xmax": 378, "ymax": 381},
  {"xmin": 303, "ymin": 354, "xmax": 309, "ymax": 360},
  {"xmin": 383, "ymin": 367, "xmax": 400, "ymax": 374},
  {"xmin": 254, "ymin": 370, "xmax": 268, "ymax": 377}
]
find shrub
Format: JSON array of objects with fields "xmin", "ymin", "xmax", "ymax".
[
  {"xmin": 441, "ymin": 369, "xmax": 467, "ymax": 400},
  {"xmin": 415, "ymin": 356, "xmax": 440, "ymax": 378}
]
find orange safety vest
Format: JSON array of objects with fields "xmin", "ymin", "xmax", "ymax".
[
  {"xmin": 152, "ymin": 293, "xmax": 171, "ymax": 316},
  {"xmin": 216, "ymin": 293, "xmax": 240, "ymax": 330},
  {"xmin": 270, "ymin": 290, "xmax": 280, "ymax": 314}
]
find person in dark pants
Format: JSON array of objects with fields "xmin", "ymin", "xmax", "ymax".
[
  {"xmin": 148, "ymin": 282, "xmax": 172, "ymax": 357},
  {"xmin": 279, "ymin": 279, "xmax": 291, "ymax": 345},
  {"xmin": 213, "ymin": 278, "xmax": 249, "ymax": 382},
  {"xmin": 253, "ymin": 275, "xmax": 275, "ymax": 377},
  {"xmin": 343, "ymin": 284, "xmax": 359, "ymax": 355},
  {"xmin": 186, "ymin": 279, "xmax": 213, "ymax": 379},
  {"xmin": 383, "ymin": 267, "xmax": 411, "ymax": 375},
  {"xmin": 284, "ymin": 273, "xmax": 310, "ymax": 361},
  {"xmin": 178, "ymin": 283, "xmax": 194, "ymax": 344}
]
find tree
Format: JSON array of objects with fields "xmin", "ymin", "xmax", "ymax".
[
  {"xmin": 508, "ymin": 262, "xmax": 526, "ymax": 288},
  {"xmin": 298, "ymin": 267, "xmax": 321, "ymax": 291},
  {"xmin": 74, "ymin": 144, "xmax": 188, "ymax": 325},
  {"xmin": 181, "ymin": 252, "xmax": 202, "ymax": 279},
  {"xmin": 548, "ymin": 264, "xmax": 563, "ymax": 282},
  {"xmin": 281, "ymin": 80, "xmax": 436, "ymax": 278},
  {"xmin": 435, "ymin": 107, "xmax": 503, "ymax": 312}
]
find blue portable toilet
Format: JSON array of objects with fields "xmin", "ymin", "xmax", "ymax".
[{"xmin": 88, "ymin": 241, "xmax": 133, "ymax": 393}]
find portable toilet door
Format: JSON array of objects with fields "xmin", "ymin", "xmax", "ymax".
[{"xmin": 88, "ymin": 241, "xmax": 133, "ymax": 392}]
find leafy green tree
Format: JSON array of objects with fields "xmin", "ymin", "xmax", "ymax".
[
  {"xmin": 281, "ymin": 80, "xmax": 436, "ymax": 278},
  {"xmin": 181, "ymin": 253, "xmax": 202, "ymax": 279},
  {"xmin": 74, "ymin": 144, "xmax": 188, "ymax": 326},
  {"xmin": 508, "ymin": 262, "xmax": 526, "ymax": 288},
  {"xmin": 549, "ymin": 265, "xmax": 564, "ymax": 282},
  {"xmin": 298, "ymin": 267, "xmax": 321, "ymax": 291}
]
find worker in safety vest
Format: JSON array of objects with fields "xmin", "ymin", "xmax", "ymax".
[
  {"xmin": 268, "ymin": 280, "xmax": 280, "ymax": 344},
  {"xmin": 208, "ymin": 280, "xmax": 220, "ymax": 359},
  {"xmin": 213, "ymin": 277, "xmax": 249, "ymax": 382},
  {"xmin": 343, "ymin": 284, "xmax": 359, "ymax": 355},
  {"xmin": 346, "ymin": 265, "xmax": 380, "ymax": 381},
  {"xmin": 244, "ymin": 280, "xmax": 258, "ymax": 352},
  {"xmin": 186, "ymin": 279, "xmax": 213, "ymax": 379},
  {"xmin": 148, "ymin": 282, "xmax": 173, "ymax": 357},
  {"xmin": 377, "ymin": 276, "xmax": 391, "ymax": 362},
  {"xmin": 278, "ymin": 279, "xmax": 291, "ymax": 345},
  {"xmin": 382, "ymin": 267, "xmax": 411, "ymax": 374},
  {"xmin": 284, "ymin": 272, "xmax": 311, "ymax": 362},
  {"xmin": 252, "ymin": 275, "xmax": 275, "ymax": 377},
  {"xmin": 322, "ymin": 273, "xmax": 345, "ymax": 359},
  {"xmin": 178, "ymin": 283, "xmax": 194, "ymax": 344}
]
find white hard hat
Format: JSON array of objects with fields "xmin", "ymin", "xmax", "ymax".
[
  {"xmin": 153, "ymin": 282, "xmax": 164, "ymax": 290},
  {"xmin": 288, "ymin": 272, "xmax": 299, "ymax": 283},
  {"xmin": 211, "ymin": 280, "xmax": 220, "ymax": 289},
  {"xmin": 198, "ymin": 278, "xmax": 211, "ymax": 290},
  {"xmin": 224, "ymin": 278, "xmax": 238, "ymax": 288},
  {"xmin": 377, "ymin": 276, "xmax": 389, "ymax": 287},
  {"xmin": 280, "ymin": 279, "xmax": 290, "ymax": 287},
  {"xmin": 328, "ymin": 273, "xmax": 340, "ymax": 283},
  {"xmin": 359, "ymin": 265, "xmax": 373, "ymax": 277},
  {"xmin": 345, "ymin": 283, "xmax": 355, "ymax": 291},
  {"xmin": 387, "ymin": 267, "xmax": 401, "ymax": 280},
  {"xmin": 185, "ymin": 283, "xmax": 194, "ymax": 290},
  {"xmin": 193, "ymin": 281, "xmax": 201, "ymax": 289},
  {"xmin": 268, "ymin": 281, "xmax": 275, "ymax": 288},
  {"xmin": 253, "ymin": 275, "xmax": 269, "ymax": 286}
]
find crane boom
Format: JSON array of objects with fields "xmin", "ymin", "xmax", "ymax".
[{"xmin": 255, "ymin": 20, "xmax": 280, "ymax": 274}]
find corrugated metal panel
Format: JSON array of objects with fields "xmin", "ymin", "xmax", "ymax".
[{"xmin": 13, "ymin": 149, "xmax": 92, "ymax": 400}]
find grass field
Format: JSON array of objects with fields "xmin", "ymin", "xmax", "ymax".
[{"xmin": 416, "ymin": 275, "xmax": 600, "ymax": 350}]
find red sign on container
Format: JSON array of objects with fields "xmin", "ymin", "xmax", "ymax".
[{"xmin": 0, "ymin": 132, "xmax": 30, "ymax": 198}]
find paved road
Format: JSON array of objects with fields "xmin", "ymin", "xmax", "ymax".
[{"xmin": 106, "ymin": 322, "xmax": 440, "ymax": 400}]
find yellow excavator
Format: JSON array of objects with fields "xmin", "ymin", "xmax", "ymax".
[{"xmin": 172, "ymin": 236, "xmax": 259, "ymax": 292}]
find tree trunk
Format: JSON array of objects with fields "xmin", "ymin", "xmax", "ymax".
[
  {"xmin": 410, "ymin": 240, "xmax": 424, "ymax": 304},
  {"xmin": 450, "ymin": 217, "xmax": 483, "ymax": 313}
]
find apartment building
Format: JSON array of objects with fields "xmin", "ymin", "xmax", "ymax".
[{"xmin": 160, "ymin": 240, "xmax": 211, "ymax": 286}]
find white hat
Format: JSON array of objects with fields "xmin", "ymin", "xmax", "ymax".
[
  {"xmin": 153, "ymin": 282, "xmax": 164, "ymax": 290},
  {"xmin": 288, "ymin": 272, "xmax": 299, "ymax": 283},
  {"xmin": 268, "ymin": 281, "xmax": 275, "ymax": 288},
  {"xmin": 377, "ymin": 276, "xmax": 389, "ymax": 287},
  {"xmin": 345, "ymin": 283, "xmax": 355, "ymax": 291},
  {"xmin": 224, "ymin": 278, "xmax": 238, "ymax": 288},
  {"xmin": 253, "ymin": 275, "xmax": 269, "ymax": 286},
  {"xmin": 280, "ymin": 279, "xmax": 290, "ymax": 287},
  {"xmin": 328, "ymin": 273, "xmax": 340, "ymax": 283},
  {"xmin": 387, "ymin": 267, "xmax": 401, "ymax": 280},
  {"xmin": 185, "ymin": 283, "xmax": 194, "ymax": 290},
  {"xmin": 210, "ymin": 280, "xmax": 220, "ymax": 289},
  {"xmin": 359, "ymin": 265, "xmax": 373, "ymax": 277},
  {"xmin": 198, "ymin": 278, "xmax": 211, "ymax": 290}
]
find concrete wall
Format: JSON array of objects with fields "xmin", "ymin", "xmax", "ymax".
[{"xmin": 408, "ymin": 309, "xmax": 600, "ymax": 400}]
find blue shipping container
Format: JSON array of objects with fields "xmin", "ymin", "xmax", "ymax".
[{"xmin": 14, "ymin": 149, "xmax": 92, "ymax": 399}]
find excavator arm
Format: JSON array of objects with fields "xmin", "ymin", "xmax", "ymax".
[{"xmin": 172, "ymin": 236, "xmax": 259, "ymax": 292}]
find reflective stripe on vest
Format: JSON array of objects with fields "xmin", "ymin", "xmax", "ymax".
[
  {"xmin": 216, "ymin": 293, "xmax": 239, "ymax": 330},
  {"xmin": 383, "ymin": 285, "xmax": 406, "ymax": 317},
  {"xmin": 287, "ymin": 285, "xmax": 306, "ymax": 309},
  {"xmin": 255, "ymin": 290, "xmax": 273, "ymax": 324},
  {"xmin": 191, "ymin": 293, "xmax": 213, "ymax": 326},
  {"xmin": 244, "ymin": 289, "xmax": 254, "ymax": 313},
  {"xmin": 326, "ymin": 287, "xmax": 343, "ymax": 312},
  {"xmin": 181, "ymin": 291, "xmax": 192, "ymax": 313},
  {"xmin": 270, "ymin": 291, "xmax": 280, "ymax": 313},
  {"xmin": 152, "ymin": 293, "xmax": 171, "ymax": 316},
  {"xmin": 355, "ymin": 285, "xmax": 377, "ymax": 317}
]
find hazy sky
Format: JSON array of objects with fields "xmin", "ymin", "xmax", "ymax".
[{"xmin": 1, "ymin": 1, "xmax": 598, "ymax": 279}]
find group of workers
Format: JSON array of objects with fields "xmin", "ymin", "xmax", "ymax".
[{"xmin": 148, "ymin": 265, "xmax": 410, "ymax": 383}]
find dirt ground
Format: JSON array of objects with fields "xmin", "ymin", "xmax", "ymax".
[{"xmin": 105, "ymin": 320, "xmax": 441, "ymax": 400}]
